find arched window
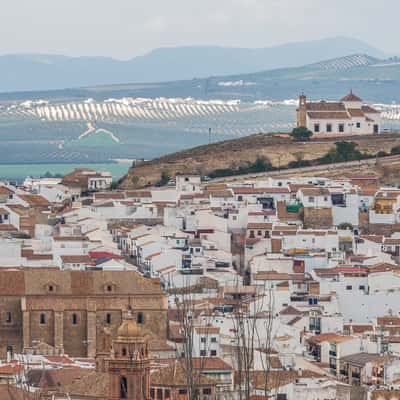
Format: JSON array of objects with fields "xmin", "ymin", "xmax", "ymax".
[
  {"xmin": 120, "ymin": 376, "xmax": 128, "ymax": 399},
  {"xmin": 137, "ymin": 312, "xmax": 144, "ymax": 324},
  {"xmin": 122, "ymin": 347, "xmax": 127, "ymax": 356},
  {"xmin": 106, "ymin": 313, "xmax": 112, "ymax": 324},
  {"xmin": 39, "ymin": 313, "xmax": 46, "ymax": 325},
  {"xmin": 72, "ymin": 313, "xmax": 78, "ymax": 325}
]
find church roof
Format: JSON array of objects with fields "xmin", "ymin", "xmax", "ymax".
[
  {"xmin": 341, "ymin": 91, "xmax": 362, "ymax": 102},
  {"xmin": 306, "ymin": 101, "xmax": 345, "ymax": 112},
  {"xmin": 307, "ymin": 111, "xmax": 350, "ymax": 119}
]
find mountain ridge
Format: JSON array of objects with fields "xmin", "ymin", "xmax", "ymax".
[{"xmin": 0, "ymin": 37, "xmax": 384, "ymax": 92}]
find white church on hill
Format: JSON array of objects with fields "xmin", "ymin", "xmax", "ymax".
[{"xmin": 296, "ymin": 91, "xmax": 381, "ymax": 135}]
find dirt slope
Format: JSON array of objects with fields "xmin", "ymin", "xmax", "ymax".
[{"xmin": 120, "ymin": 133, "xmax": 400, "ymax": 188}]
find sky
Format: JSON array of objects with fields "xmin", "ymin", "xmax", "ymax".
[{"xmin": 0, "ymin": 0, "xmax": 398, "ymax": 59}]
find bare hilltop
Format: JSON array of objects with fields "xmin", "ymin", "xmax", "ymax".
[{"xmin": 119, "ymin": 133, "xmax": 400, "ymax": 188}]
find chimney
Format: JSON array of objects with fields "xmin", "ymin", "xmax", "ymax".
[{"xmin": 297, "ymin": 93, "xmax": 307, "ymax": 127}]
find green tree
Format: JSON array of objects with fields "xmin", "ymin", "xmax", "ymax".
[
  {"xmin": 249, "ymin": 155, "xmax": 272, "ymax": 172},
  {"xmin": 290, "ymin": 126, "xmax": 313, "ymax": 141},
  {"xmin": 131, "ymin": 175, "xmax": 140, "ymax": 187},
  {"xmin": 337, "ymin": 222, "xmax": 353, "ymax": 230},
  {"xmin": 320, "ymin": 141, "xmax": 363, "ymax": 163},
  {"xmin": 391, "ymin": 145, "xmax": 400, "ymax": 155},
  {"xmin": 159, "ymin": 171, "xmax": 171, "ymax": 186},
  {"xmin": 110, "ymin": 181, "xmax": 119, "ymax": 190}
]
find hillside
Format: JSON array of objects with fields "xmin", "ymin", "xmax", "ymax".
[
  {"xmin": 0, "ymin": 37, "xmax": 384, "ymax": 92},
  {"xmin": 4, "ymin": 54, "xmax": 400, "ymax": 104},
  {"xmin": 119, "ymin": 133, "xmax": 400, "ymax": 188}
]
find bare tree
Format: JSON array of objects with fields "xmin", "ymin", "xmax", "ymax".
[
  {"xmin": 168, "ymin": 274, "xmax": 215, "ymax": 400},
  {"xmin": 230, "ymin": 281, "xmax": 277, "ymax": 400}
]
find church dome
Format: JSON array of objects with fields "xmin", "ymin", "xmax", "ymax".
[{"xmin": 117, "ymin": 310, "xmax": 141, "ymax": 339}]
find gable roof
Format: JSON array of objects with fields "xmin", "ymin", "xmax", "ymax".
[
  {"xmin": 279, "ymin": 305, "xmax": 302, "ymax": 316},
  {"xmin": 307, "ymin": 111, "xmax": 350, "ymax": 120},
  {"xmin": 306, "ymin": 102, "xmax": 345, "ymax": 112}
]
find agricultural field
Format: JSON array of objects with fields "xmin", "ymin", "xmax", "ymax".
[{"xmin": 0, "ymin": 100, "xmax": 297, "ymax": 164}]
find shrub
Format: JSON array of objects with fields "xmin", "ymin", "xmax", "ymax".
[
  {"xmin": 391, "ymin": 145, "xmax": 400, "ymax": 155},
  {"xmin": 290, "ymin": 126, "xmax": 313, "ymax": 141}
]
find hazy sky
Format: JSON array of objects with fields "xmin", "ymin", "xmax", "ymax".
[{"xmin": 0, "ymin": 0, "xmax": 398, "ymax": 59}]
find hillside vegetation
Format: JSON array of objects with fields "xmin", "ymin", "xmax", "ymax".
[{"xmin": 120, "ymin": 133, "xmax": 400, "ymax": 188}]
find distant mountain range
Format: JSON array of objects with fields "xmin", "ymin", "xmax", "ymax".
[{"xmin": 0, "ymin": 37, "xmax": 386, "ymax": 92}]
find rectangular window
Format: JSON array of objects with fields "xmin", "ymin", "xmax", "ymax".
[
  {"xmin": 314, "ymin": 124, "xmax": 320, "ymax": 133},
  {"xmin": 339, "ymin": 124, "xmax": 345, "ymax": 133},
  {"xmin": 359, "ymin": 285, "xmax": 365, "ymax": 291},
  {"xmin": 346, "ymin": 285, "xmax": 352, "ymax": 290},
  {"xmin": 5, "ymin": 312, "xmax": 12, "ymax": 323},
  {"xmin": 326, "ymin": 123, "xmax": 332, "ymax": 132},
  {"xmin": 309, "ymin": 196, "xmax": 315, "ymax": 202},
  {"xmin": 39, "ymin": 313, "xmax": 46, "ymax": 325},
  {"xmin": 210, "ymin": 350, "xmax": 217, "ymax": 356},
  {"xmin": 356, "ymin": 122, "xmax": 361, "ymax": 128},
  {"xmin": 106, "ymin": 313, "xmax": 112, "ymax": 324},
  {"xmin": 211, "ymin": 337, "xmax": 217, "ymax": 343},
  {"xmin": 200, "ymin": 350, "xmax": 207, "ymax": 356},
  {"xmin": 203, "ymin": 388, "xmax": 212, "ymax": 395},
  {"xmin": 200, "ymin": 337, "xmax": 206, "ymax": 343}
]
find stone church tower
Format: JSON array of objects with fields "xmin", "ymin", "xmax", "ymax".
[
  {"xmin": 297, "ymin": 93, "xmax": 307, "ymax": 127},
  {"xmin": 107, "ymin": 307, "xmax": 151, "ymax": 400}
]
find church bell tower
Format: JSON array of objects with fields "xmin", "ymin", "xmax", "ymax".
[
  {"xmin": 297, "ymin": 93, "xmax": 307, "ymax": 127},
  {"xmin": 107, "ymin": 307, "xmax": 151, "ymax": 400}
]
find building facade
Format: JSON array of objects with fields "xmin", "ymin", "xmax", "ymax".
[{"xmin": 0, "ymin": 269, "xmax": 167, "ymax": 358}]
